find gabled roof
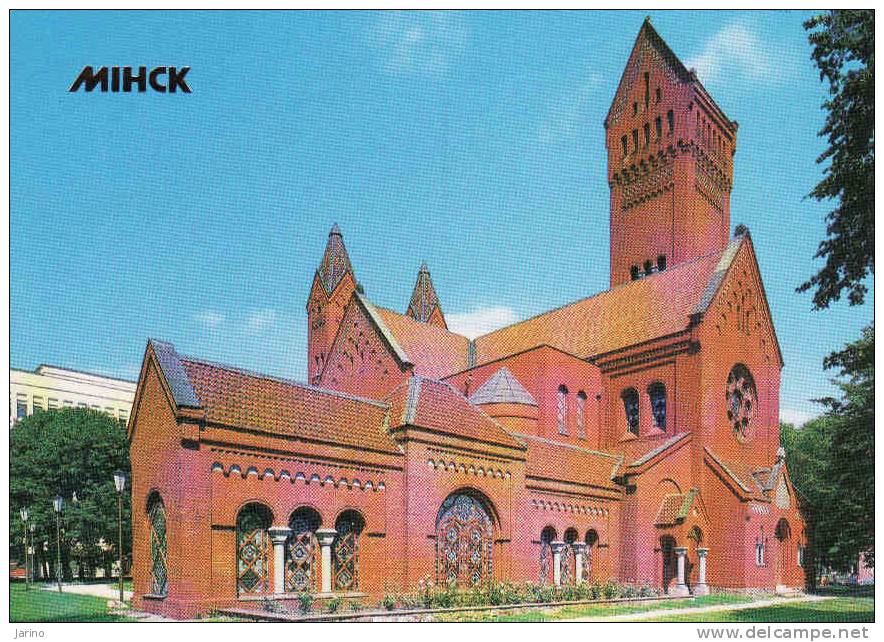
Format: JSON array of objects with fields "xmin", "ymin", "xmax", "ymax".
[
  {"xmin": 407, "ymin": 263, "xmax": 447, "ymax": 328},
  {"xmin": 513, "ymin": 433, "xmax": 623, "ymax": 491},
  {"xmin": 654, "ymin": 488, "xmax": 699, "ymax": 527},
  {"xmin": 704, "ymin": 447, "xmax": 770, "ymax": 501},
  {"xmin": 626, "ymin": 431, "xmax": 692, "ymax": 470},
  {"xmin": 316, "ymin": 223, "xmax": 354, "ymax": 294},
  {"xmin": 146, "ymin": 339, "xmax": 401, "ymax": 455},
  {"xmin": 468, "ymin": 367, "xmax": 537, "ymax": 406},
  {"xmin": 473, "ymin": 243, "xmax": 736, "ymax": 364},
  {"xmin": 386, "ymin": 376, "xmax": 525, "ymax": 451},
  {"xmin": 373, "ymin": 303, "xmax": 471, "ymax": 379}
]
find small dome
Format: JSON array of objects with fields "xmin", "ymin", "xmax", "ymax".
[{"xmin": 469, "ymin": 367, "xmax": 537, "ymax": 406}]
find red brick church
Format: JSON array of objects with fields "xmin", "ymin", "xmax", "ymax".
[{"xmin": 128, "ymin": 19, "xmax": 806, "ymax": 618}]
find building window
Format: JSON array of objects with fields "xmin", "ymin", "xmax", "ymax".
[
  {"xmin": 16, "ymin": 396, "xmax": 27, "ymax": 420},
  {"xmin": 118, "ymin": 409, "xmax": 128, "ymax": 425},
  {"xmin": 630, "ymin": 265, "xmax": 640, "ymax": 281},
  {"xmin": 63, "ymin": 400, "xmax": 73, "ymax": 407},
  {"xmin": 657, "ymin": 255, "xmax": 667, "ymax": 271},
  {"xmin": 621, "ymin": 135, "xmax": 628, "ymax": 156},
  {"xmin": 236, "ymin": 503, "xmax": 272, "ymax": 595},
  {"xmin": 727, "ymin": 364, "xmax": 757, "ymax": 441},
  {"xmin": 77, "ymin": 402, "xmax": 87, "ymax": 408},
  {"xmin": 643, "ymin": 123, "xmax": 651, "ymax": 146},
  {"xmin": 436, "ymin": 492, "xmax": 494, "ymax": 587},
  {"xmin": 48, "ymin": 398, "xmax": 59, "ymax": 410},
  {"xmin": 561, "ymin": 528, "xmax": 578, "ymax": 584},
  {"xmin": 576, "ymin": 391, "xmax": 587, "ymax": 438},
  {"xmin": 621, "ymin": 388, "xmax": 640, "ymax": 435},
  {"xmin": 667, "ymin": 110, "xmax": 674, "ymax": 134},
  {"xmin": 632, "ymin": 129, "xmax": 639, "ymax": 152},
  {"xmin": 147, "ymin": 493, "xmax": 168, "ymax": 596},
  {"xmin": 333, "ymin": 510, "xmax": 365, "ymax": 591},
  {"xmin": 656, "ymin": 87, "xmax": 662, "ymax": 103},
  {"xmin": 755, "ymin": 538, "xmax": 766, "ymax": 567},
  {"xmin": 648, "ymin": 382, "xmax": 667, "ymax": 431},
  {"xmin": 633, "ymin": 101, "xmax": 638, "ymax": 116},
  {"xmin": 557, "ymin": 385, "xmax": 569, "ymax": 435},
  {"xmin": 584, "ymin": 530, "xmax": 599, "ymax": 582},
  {"xmin": 644, "ymin": 259, "xmax": 653, "ymax": 275},
  {"xmin": 285, "ymin": 507, "xmax": 320, "ymax": 592},
  {"xmin": 33, "ymin": 397, "xmax": 44, "ymax": 413},
  {"xmin": 539, "ymin": 526, "xmax": 556, "ymax": 584},
  {"xmin": 655, "ymin": 116, "xmax": 662, "ymax": 139},
  {"xmin": 797, "ymin": 545, "xmax": 806, "ymax": 567}
]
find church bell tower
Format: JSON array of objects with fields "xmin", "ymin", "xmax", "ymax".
[{"xmin": 605, "ymin": 18, "xmax": 738, "ymax": 287}]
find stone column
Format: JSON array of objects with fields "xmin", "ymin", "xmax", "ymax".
[
  {"xmin": 572, "ymin": 542, "xmax": 587, "ymax": 584},
  {"xmin": 316, "ymin": 528, "xmax": 337, "ymax": 594},
  {"xmin": 672, "ymin": 546, "xmax": 690, "ymax": 596},
  {"xmin": 551, "ymin": 541, "xmax": 566, "ymax": 587},
  {"xmin": 267, "ymin": 526, "xmax": 291, "ymax": 595},
  {"xmin": 694, "ymin": 548, "xmax": 710, "ymax": 595}
]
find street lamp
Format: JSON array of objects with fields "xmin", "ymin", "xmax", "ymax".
[
  {"xmin": 19, "ymin": 508, "xmax": 29, "ymax": 590},
  {"xmin": 28, "ymin": 523, "xmax": 35, "ymax": 584},
  {"xmin": 53, "ymin": 495, "xmax": 63, "ymax": 593},
  {"xmin": 113, "ymin": 470, "xmax": 126, "ymax": 605}
]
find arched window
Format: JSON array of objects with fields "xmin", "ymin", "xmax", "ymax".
[
  {"xmin": 333, "ymin": 510, "xmax": 365, "ymax": 591},
  {"xmin": 755, "ymin": 527, "xmax": 767, "ymax": 567},
  {"xmin": 576, "ymin": 391, "xmax": 587, "ymax": 438},
  {"xmin": 539, "ymin": 526, "xmax": 557, "ymax": 584},
  {"xmin": 436, "ymin": 491, "xmax": 494, "ymax": 587},
  {"xmin": 147, "ymin": 493, "xmax": 167, "ymax": 597},
  {"xmin": 285, "ymin": 507, "xmax": 321, "ymax": 593},
  {"xmin": 648, "ymin": 382, "xmax": 667, "ymax": 431},
  {"xmin": 562, "ymin": 528, "xmax": 579, "ymax": 585},
  {"xmin": 630, "ymin": 265, "xmax": 640, "ymax": 281},
  {"xmin": 557, "ymin": 385, "xmax": 569, "ymax": 435},
  {"xmin": 236, "ymin": 503, "xmax": 272, "ymax": 595},
  {"xmin": 622, "ymin": 388, "xmax": 639, "ymax": 435},
  {"xmin": 657, "ymin": 255, "xmax": 667, "ymax": 271},
  {"xmin": 644, "ymin": 259, "xmax": 653, "ymax": 275},
  {"xmin": 584, "ymin": 529, "xmax": 599, "ymax": 582},
  {"xmin": 726, "ymin": 364, "xmax": 757, "ymax": 441}
]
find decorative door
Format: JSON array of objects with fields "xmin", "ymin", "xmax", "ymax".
[{"xmin": 436, "ymin": 493, "xmax": 493, "ymax": 587}]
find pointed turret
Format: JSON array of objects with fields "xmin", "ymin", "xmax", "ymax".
[
  {"xmin": 406, "ymin": 262, "xmax": 447, "ymax": 329},
  {"xmin": 307, "ymin": 224, "xmax": 357, "ymax": 384}
]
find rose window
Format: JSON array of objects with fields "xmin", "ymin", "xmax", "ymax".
[{"xmin": 726, "ymin": 364, "xmax": 757, "ymax": 441}]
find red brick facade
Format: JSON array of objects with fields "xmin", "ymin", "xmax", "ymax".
[{"xmin": 129, "ymin": 20, "xmax": 805, "ymax": 619}]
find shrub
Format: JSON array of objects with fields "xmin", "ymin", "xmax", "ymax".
[
  {"xmin": 380, "ymin": 594, "xmax": 396, "ymax": 611},
  {"xmin": 325, "ymin": 596, "xmax": 342, "ymax": 613},
  {"xmin": 296, "ymin": 591, "xmax": 314, "ymax": 614}
]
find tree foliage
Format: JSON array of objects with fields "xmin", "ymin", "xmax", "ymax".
[
  {"xmin": 798, "ymin": 10, "xmax": 874, "ymax": 308},
  {"xmin": 10, "ymin": 408, "xmax": 131, "ymax": 580},
  {"xmin": 781, "ymin": 324, "xmax": 874, "ymax": 575}
]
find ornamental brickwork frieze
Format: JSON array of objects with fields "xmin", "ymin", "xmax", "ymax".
[
  {"xmin": 612, "ymin": 149, "xmax": 677, "ymax": 211},
  {"xmin": 694, "ymin": 146, "xmax": 732, "ymax": 213}
]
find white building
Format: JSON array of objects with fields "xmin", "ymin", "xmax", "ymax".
[{"xmin": 9, "ymin": 365, "xmax": 136, "ymax": 428}]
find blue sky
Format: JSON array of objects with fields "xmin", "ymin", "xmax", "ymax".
[{"xmin": 10, "ymin": 10, "xmax": 873, "ymax": 426}]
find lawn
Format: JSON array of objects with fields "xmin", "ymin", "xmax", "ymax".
[
  {"xmin": 9, "ymin": 583, "xmax": 138, "ymax": 623},
  {"xmin": 435, "ymin": 593, "xmax": 755, "ymax": 622},
  {"xmin": 643, "ymin": 596, "xmax": 874, "ymax": 623}
]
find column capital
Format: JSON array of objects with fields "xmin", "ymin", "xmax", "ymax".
[
  {"xmin": 674, "ymin": 546, "xmax": 688, "ymax": 555},
  {"xmin": 696, "ymin": 547, "xmax": 709, "ymax": 557},
  {"xmin": 267, "ymin": 526, "xmax": 292, "ymax": 544},
  {"xmin": 316, "ymin": 528, "xmax": 337, "ymax": 546},
  {"xmin": 550, "ymin": 541, "xmax": 567, "ymax": 553},
  {"xmin": 571, "ymin": 542, "xmax": 588, "ymax": 553}
]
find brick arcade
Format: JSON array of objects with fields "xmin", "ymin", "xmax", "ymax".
[{"xmin": 128, "ymin": 20, "xmax": 806, "ymax": 619}]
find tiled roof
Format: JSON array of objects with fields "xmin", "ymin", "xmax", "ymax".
[
  {"xmin": 654, "ymin": 488, "xmax": 698, "ymax": 526},
  {"xmin": 374, "ymin": 306, "xmax": 471, "ymax": 379},
  {"xmin": 386, "ymin": 376, "xmax": 524, "ymax": 450},
  {"xmin": 627, "ymin": 432, "xmax": 691, "ymax": 468},
  {"xmin": 468, "ymin": 367, "xmax": 537, "ymax": 406},
  {"xmin": 473, "ymin": 245, "xmax": 733, "ymax": 363},
  {"xmin": 513, "ymin": 433, "xmax": 623, "ymax": 490},
  {"xmin": 149, "ymin": 339, "xmax": 201, "ymax": 408},
  {"xmin": 704, "ymin": 447, "xmax": 768, "ymax": 499},
  {"xmin": 149, "ymin": 342, "xmax": 400, "ymax": 455}
]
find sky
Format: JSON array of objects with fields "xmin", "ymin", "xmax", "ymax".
[{"xmin": 10, "ymin": 10, "xmax": 873, "ymax": 427}]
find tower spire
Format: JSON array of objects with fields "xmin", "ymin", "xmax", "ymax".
[
  {"xmin": 406, "ymin": 263, "xmax": 447, "ymax": 329},
  {"xmin": 317, "ymin": 223, "xmax": 353, "ymax": 294}
]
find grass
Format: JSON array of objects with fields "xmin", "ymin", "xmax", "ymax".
[
  {"xmin": 10, "ymin": 583, "xmax": 138, "ymax": 623},
  {"xmin": 643, "ymin": 596, "xmax": 874, "ymax": 623},
  {"xmin": 435, "ymin": 592, "xmax": 754, "ymax": 622}
]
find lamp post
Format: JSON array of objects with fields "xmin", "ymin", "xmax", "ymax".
[
  {"xmin": 29, "ymin": 524, "xmax": 35, "ymax": 583},
  {"xmin": 113, "ymin": 470, "xmax": 126, "ymax": 605},
  {"xmin": 19, "ymin": 508, "xmax": 29, "ymax": 590},
  {"xmin": 53, "ymin": 495, "xmax": 63, "ymax": 593}
]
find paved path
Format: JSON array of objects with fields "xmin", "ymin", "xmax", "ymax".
[
  {"xmin": 41, "ymin": 582, "xmax": 133, "ymax": 600},
  {"xmin": 564, "ymin": 594, "xmax": 828, "ymax": 622}
]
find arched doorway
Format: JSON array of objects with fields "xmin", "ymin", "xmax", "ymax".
[
  {"xmin": 775, "ymin": 518, "xmax": 793, "ymax": 586},
  {"xmin": 333, "ymin": 510, "xmax": 365, "ymax": 591},
  {"xmin": 285, "ymin": 507, "xmax": 321, "ymax": 592},
  {"xmin": 562, "ymin": 528, "xmax": 578, "ymax": 585},
  {"xmin": 660, "ymin": 535, "xmax": 677, "ymax": 593},
  {"xmin": 236, "ymin": 503, "xmax": 273, "ymax": 596},
  {"xmin": 539, "ymin": 526, "xmax": 557, "ymax": 584},
  {"xmin": 436, "ymin": 490, "xmax": 495, "ymax": 587},
  {"xmin": 686, "ymin": 526, "xmax": 704, "ymax": 590},
  {"xmin": 584, "ymin": 530, "xmax": 599, "ymax": 582}
]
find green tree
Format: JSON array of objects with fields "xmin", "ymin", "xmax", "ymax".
[
  {"xmin": 10, "ymin": 408, "xmax": 131, "ymax": 581},
  {"xmin": 798, "ymin": 10, "xmax": 874, "ymax": 309}
]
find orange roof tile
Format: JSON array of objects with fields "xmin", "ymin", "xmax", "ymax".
[
  {"xmin": 654, "ymin": 489, "xmax": 698, "ymax": 526},
  {"xmin": 386, "ymin": 376, "xmax": 524, "ymax": 450},
  {"xmin": 514, "ymin": 433, "xmax": 623, "ymax": 490},
  {"xmin": 474, "ymin": 248, "xmax": 726, "ymax": 363},
  {"xmin": 374, "ymin": 306, "xmax": 471, "ymax": 379},
  {"xmin": 179, "ymin": 358, "xmax": 401, "ymax": 455}
]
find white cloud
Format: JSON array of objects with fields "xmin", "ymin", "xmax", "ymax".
[
  {"xmin": 537, "ymin": 75, "xmax": 604, "ymax": 143},
  {"xmin": 369, "ymin": 11, "xmax": 467, "ymax": 77},
  {"xmin": 686, "ymin": 22, "xmax": 796, "ymax": 87},
  {"xmin": 193, "ymin": 310, "xmax": 225, "ymax": 328},
  {"xmin": 780, "ymin": 406, "xmax": 819, "ymax": 427},
  {"xmin": 246, "ymin": 308, "xmax": 278, "ymax": 335},
  {"xmin": 447, "ymin": 306, "xmax": 519, "ymax": 340}
]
